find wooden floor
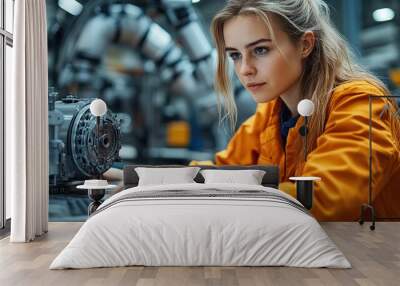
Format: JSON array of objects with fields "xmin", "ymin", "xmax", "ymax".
[{"xmin": 0, "ymin": 222, "xmax": 399, "ymax": 286}]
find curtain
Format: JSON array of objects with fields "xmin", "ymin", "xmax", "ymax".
[{"xmin": 7, "ymin": 0, "xmax": 48, "ymax": 242}]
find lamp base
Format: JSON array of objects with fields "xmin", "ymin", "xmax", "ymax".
[
  {"xmin": 88, "ymin": 189, "xmax": 105, "ymax": 216},
  {"xmin": 359, "ymin": 203, "xmax": 376, "ymax": 231},
  {"xmin": 289, "ymin": 177, "xmax": 321, "ymax": 210},
  {"xmin": 296, "ymin": 181, "xmax": 313, "ymax": 210}
]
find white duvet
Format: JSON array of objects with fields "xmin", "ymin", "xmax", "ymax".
[{"xmin": 50, "ymin": 183, "xmax": 351, "ymax": 269}]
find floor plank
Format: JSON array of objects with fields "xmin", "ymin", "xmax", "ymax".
[{"xmin": 0, "ymin": 222, "xmax": 399, "ymax": 286}]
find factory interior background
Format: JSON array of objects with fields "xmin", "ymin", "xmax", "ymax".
[{"xmin": 1, "ymin": 0, "xmax": 400, "ymax": 223}]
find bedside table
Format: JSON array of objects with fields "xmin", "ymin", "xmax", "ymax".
[
  {"xmin": 289, "ymin": 176, "xmax": 321, "ymax": 210},
  {"xmin": 77, "ymin": 180, "xmax": 117, "ymax": 215}
]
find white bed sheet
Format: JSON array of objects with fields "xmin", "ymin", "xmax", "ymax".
[{"xmin": 50, "ymin": 183, "xmax": 351, "ymax": 269}]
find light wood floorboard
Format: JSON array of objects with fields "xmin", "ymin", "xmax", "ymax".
[{"xmin": 0, "ymin": 222, "xmax": 399, "ymax": 286}]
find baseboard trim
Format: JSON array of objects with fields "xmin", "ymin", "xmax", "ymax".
[{"xmin": 0, "ymin": 218, "xmax": 11, "ymax": 239}]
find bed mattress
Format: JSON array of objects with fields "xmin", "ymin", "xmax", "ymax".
[{"xmin": 50, "ymin": 183, "xmax": 351, "ymax": 269}]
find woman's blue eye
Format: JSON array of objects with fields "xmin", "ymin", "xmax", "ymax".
[
  {"xmin": 228, "ymin": 52, "xmax": 241, "ymax": 61},
  {"xmin": 254, "ymin": 47, "xmax": 269, "ymax": 55}
]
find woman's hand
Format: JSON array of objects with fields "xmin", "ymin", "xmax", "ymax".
[
  {"xmin": 103, "ymin": 167, "xmax": 123, "ymax": 181},
  {"xmin": 189, "ymin": 160, "xmax": 215, "ymax": 166}
]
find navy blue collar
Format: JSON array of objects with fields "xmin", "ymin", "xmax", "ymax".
[{"xmin": 280, "ymin": 102, "xmax": 299, "ymax": 145}]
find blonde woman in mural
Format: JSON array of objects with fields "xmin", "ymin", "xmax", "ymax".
[{"xmin": 199, "ymin": 0, "xmax": 400, "ymax": 221}]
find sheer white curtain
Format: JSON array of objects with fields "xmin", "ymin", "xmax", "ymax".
[{"xmin": 7, "ymin": 0, "xmax": 48, "ymax": 242}]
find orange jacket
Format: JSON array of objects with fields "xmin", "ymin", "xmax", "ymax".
[{"xmin": 216, "ymin": 81, "xmax": 400, "ymax": 221}]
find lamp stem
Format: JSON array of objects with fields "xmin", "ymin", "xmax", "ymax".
[
  {"xmin": 304, "ymin": 116, "xmax": 308, "ymax": 162},
  {"xmin": 96, "ymin": 116, "xmax": 101, "ymax": 179}
]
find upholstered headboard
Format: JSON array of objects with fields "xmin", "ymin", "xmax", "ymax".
[{"xmin": 123, "ymin": 165, "xmax": 279, "ymax": 189}]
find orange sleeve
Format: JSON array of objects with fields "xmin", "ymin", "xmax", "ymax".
[
  {"xmin": 279, "ymin": 181, "xmax": 296, "ymax": 198},
  {"xmin": 300, "ymin": 82, "xmax": 396, "ymax": 220},
  {"xmin": 215, "ymin": 104, "xmax": 268, "ymax": 165}
]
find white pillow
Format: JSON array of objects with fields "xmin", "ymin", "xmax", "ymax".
[
  {"xmin": 135, "ymin": 167, "xmax": 200, "ymax": 186},
  {"xmin": 200, "ymin": 169, "xmax": 266, "ymax": 185}
]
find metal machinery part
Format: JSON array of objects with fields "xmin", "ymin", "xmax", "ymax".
[
  {"xmin": 159, "ymin": 0, "xmax": 216, "ymax": 88},
  {"xmin": 48, "ymin": 89, "xmax": 121, "ymax": 187},
  {"xmin": 62, "ymin": 2, "xmax": 203, "ymax": 98}
]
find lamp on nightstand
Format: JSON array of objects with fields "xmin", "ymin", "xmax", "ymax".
[
  {"xmin": 291, "ymin": 99, "xmax": 321, "ymax": 210},
  {"xmin": 76, "ymin": 99, "xmax": 115, "ymax": 215}
]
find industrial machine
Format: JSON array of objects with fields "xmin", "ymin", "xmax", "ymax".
[
  {"xmin": 48, "ymin": 88, "xmax": 121, "ymax": 191},
  {"xmin": 49, "ymin": 0, "xmax": 255, "ymax": 164}
]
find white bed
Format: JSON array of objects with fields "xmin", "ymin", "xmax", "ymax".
[{"xmin": 50, "ymin": 183, "xmax": 351, "ymax": 269}]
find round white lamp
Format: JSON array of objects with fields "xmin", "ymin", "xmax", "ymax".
[
  {"xmin": 90, "ymin": 99, "xmax": 107, "ymax": 117},
  {"xmin": 297, "ymin": 99, "xmax": 315, "ymax": 117}
]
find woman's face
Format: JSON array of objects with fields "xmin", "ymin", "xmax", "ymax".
[{"xmin": 223, "ymin": 14, "xmax": 304, "ymax": 103}]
